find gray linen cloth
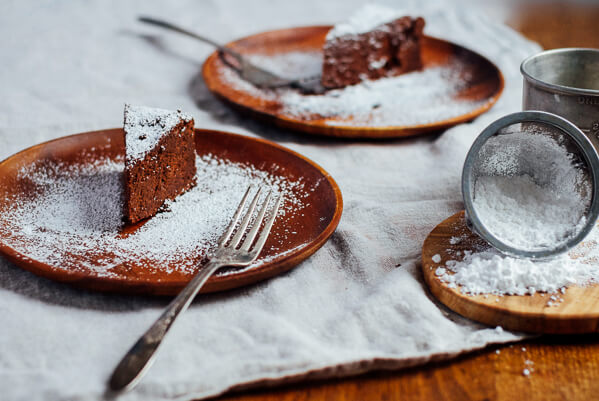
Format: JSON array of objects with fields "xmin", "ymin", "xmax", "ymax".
[{"xmin": 0, "ymin": 0, "xmax": 540, "ymax": 400}]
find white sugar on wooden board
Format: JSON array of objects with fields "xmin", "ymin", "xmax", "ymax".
[
  {"xmin": 218, "ymin": 52, "xmax": 489, "ymax": 127},
  {"xmin": 434, "ymin": 226, "xmax": 599, "ymax": 297},
  {"xmin": 435, "ymin": 127, "xmax": 598, "ymax": 298},
  {"xmin": 0, "ymin": 155, "xmax": 307, "ymax": 276}
]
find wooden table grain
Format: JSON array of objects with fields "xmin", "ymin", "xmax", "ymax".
[{"xmin": 216, "ymin": 3, "xmax": 599, "ymax": 400}]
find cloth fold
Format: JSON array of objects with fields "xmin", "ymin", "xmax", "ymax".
[{"xmin": 0, "ymin": 1, "xmax": 540, "ymax": 400}]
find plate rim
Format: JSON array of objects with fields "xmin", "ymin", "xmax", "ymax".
[
  {"xmin": 202, "ymin": 25, "xmax": 505, "ymax": 139},
  {"xmin": 0, "ymin": 128, "xmax": 343, "ymax": 295}
]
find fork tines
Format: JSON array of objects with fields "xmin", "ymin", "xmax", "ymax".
[{"xmin": 218, "ymin": 185, "xmax": 282, "ymax": 255}]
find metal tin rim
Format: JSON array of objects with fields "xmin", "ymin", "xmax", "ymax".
[
  {"xmin": 462, "ymin": 111, "xmax": 599, "ymax": 259},
  {"xmin": 520, "ymin": 48, "xmax": 599, "ymax": 97}
]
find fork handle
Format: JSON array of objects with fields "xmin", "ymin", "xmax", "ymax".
[
  {"xmin": 138, "ymin": 16, "xmax": 243, "ymax": 63},
  {"xmin": 108, "ymin": 260, "xmax": 222, "ymax": 392}
]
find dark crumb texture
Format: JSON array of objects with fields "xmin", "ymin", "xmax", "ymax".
[
  {"xmin": 124, "ymin": 118, "xmax": 196, "ymax": 223},
  {"xmin": 322, "ymin": 16, "xmax": 425, "ymax": 89}
]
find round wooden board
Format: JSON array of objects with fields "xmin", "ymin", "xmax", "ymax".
[
  {"xmin": 0, "ymin": 128, "xmax": 343, "ymax": 296},
  {"xmin": 422, "ymin": 211, "xmax": 599, "ymax": 334},
  {"xmin": 202, "ymin": 26, "xmax": 505, "ymax": 139}
]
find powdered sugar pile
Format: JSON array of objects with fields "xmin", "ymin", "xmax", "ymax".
[
  {"xmin": 474, "ymin": 176, "xmax": 588, "ymax": 251},
  {"xmin": 438, "ymin": 128, "xmax": 598, "ymax": 297},
  {"xmin": 0, "ymin": 155, "xmax": 307, "ymax": 276},
  {"xmin": 435, "ymin": 227, "xmax": 599, "ymax": 296},
  {"xmin": 124, "ymin": 104, "xmax": 193, "ymax": 163},
  {"xmin": 472, "ymin": 129, "xmax": 591, "ymax": 251}
]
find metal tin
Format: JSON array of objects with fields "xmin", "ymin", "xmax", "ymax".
[
  {"xmin": 521, "ymin": 48, "xmax": 599, "ymax": 152},
  {"xmin": 462, "ymin": 111, "xmax": 599, "ymax": 259}
]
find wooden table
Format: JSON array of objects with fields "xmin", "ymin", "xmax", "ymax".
[{"xmin": 218, "ymin": 3, "xmax": 599, "ymax": 400}]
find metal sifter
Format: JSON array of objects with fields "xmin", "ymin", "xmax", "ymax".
[{"xmin": 462, "ymin": 111, "xmax": 599, "ymax": 259}]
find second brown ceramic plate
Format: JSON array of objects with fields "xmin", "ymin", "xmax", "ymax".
[
  {"xmin": 202, "ymin": 26, "xmax": 504, "ymax": 138},
  {"xmin": 0, "ymin": 129, "xmax": 342, "ymax": 295}
]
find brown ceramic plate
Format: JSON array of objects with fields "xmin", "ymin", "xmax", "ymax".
[
  {"xmin": 202, "ymin": 26, "xmax": 504, "ymax": 138},
  {"xmin": 0, "ymin": 128, "xmax": 343, "ymax": 295}
]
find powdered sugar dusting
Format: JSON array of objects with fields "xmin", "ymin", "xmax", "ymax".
[
  {"xmin": 283, "ymin": 65, "xmax": 486, "ymax": 126},
  {"xmin": 124, "ymin": 104, "xmax": 193, "ymax": 163},
  {"xmin": 326, "ymin": 4, "xmax": 402, "ymax": 39},
  {"xmin": 218, "ymin": 53, "xmax": 489, "ymax": 127},
  {"xmin": 0, "ymin": 154, "xmax": 308, "ymax": 277}
]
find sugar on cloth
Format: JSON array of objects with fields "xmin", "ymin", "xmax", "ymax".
[{"xmin": 0, "ymin": 1, "xmax": 540, "ymax": 400}]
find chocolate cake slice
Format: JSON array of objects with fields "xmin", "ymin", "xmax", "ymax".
[
  {"xmin": 322, "ymin": 5, "xmax": 425, "ymax": 89},
  {"xmin": 123, "ymin": 104, "xmax": 196, "ymax": 223}
]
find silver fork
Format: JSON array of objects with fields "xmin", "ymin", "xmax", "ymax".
[
  {"xmin": 138, "ymin": 16, "xmax": 325, "ymax": 94},
  {"xmin": 108, "ymin": 186, "xmax": 282, "ymax": 392}
]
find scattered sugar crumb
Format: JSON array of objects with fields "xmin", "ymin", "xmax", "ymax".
[
  {"xmin": 432, "ymin": 254, "xmax": 442, "ymax": 263},
  {"xmin": 449, "ymin": 236, "xmax": 464, "ymax": 245}
]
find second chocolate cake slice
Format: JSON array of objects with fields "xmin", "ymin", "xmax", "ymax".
[
  {"xmin": 124, "ymin": 104, "xmax": 196, "ymax": 223},
  {"xmin": 322, "ymin": 5, "xmax": 425, "ymax": 89}
]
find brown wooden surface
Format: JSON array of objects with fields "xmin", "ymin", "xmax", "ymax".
[
  {"xmin": 202, "ymin": 28, "xmax": 504, "ymax": 139},
  {"xmin": 422, "ymin": 211, "xmax": 599, "ymax": 334},
  {"xmin": 0, "ymin": 128, "xmax": 342, "ymax": 295},
  {"xmin": 217, "ymin": 335, "xmax": 599, "ymax": 401},
  {"xmin": 212, "ymin": 2, "xmax": 599, "ymax": 401}
]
